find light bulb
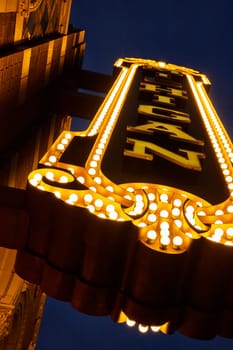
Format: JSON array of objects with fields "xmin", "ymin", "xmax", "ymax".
[
  {"xmin": 146, "ymin": 230, "xmax": 157, "ymax": 243},
  {"xmin": 160, "ymin": 236, "xmax": 170, "ymax": 248},
  {"xmin": 151, "ymin": 326, "xmax": 160, "ymax": 333},
  {"xmin": 138, "ymin": 324, "xmax": 149, "ymax": 334},
  {"xmin": 173, "ymin": 236, "xmax": 183, "ymax": 249},
  {"xmin": 94, "ymin": 199, "xmax": 103, "ymax": 210},
  {"xmin": 126, "ymin": 319, "xmax": 136, "ymax": 327},
  {"xmin": 147, "ymin": 214, "xmax": 157, "ymax": 223},
  {"xmin": 69, "ymin": 193, "xmax": 78, "ymax": 202},
  {"xmin": 49, "ymin": 155, "xmax": 56, "ymax": 163},
  {"xmin": 84, "ymin": 193, "xmax": 93, "ymax": 204}
]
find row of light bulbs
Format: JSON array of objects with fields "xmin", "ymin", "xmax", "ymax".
[
  {"xmin": 85, "ymin": 65, "xmax": 139, "ymax": 205},
  {"xmin": 187, "ymin": 75, "xmax": 233, "ymax": 245},
  {"xmin": 126, "ymin": 318, "xmax": 161, "ymax": 334}
]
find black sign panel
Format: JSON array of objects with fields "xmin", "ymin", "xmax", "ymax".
[{"xmin": 101, "ymin": 67, "xmax": 228, "ymax": 204}]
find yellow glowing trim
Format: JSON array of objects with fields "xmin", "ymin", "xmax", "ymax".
[
  {"xmin": 28, "ymin": 57, "xmax": 233, "ymax": 258},
  {"xmin": 186, "ymin": 74, "xmax": 233, "ymax": 245},
  {"xmin": 138, "ymin": 324, "xmax": 149, "ymax": 333},
  {"xmin": 124, "ymin": 314, "xmax": 167, "ymax": 335}
]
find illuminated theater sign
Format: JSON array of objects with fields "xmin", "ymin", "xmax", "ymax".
[{"xmin": 20, "ymin": 58, "xmax": 233, "ymax": 339}]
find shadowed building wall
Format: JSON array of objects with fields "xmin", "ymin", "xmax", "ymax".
[{"xmin": 0, "ymin": 1, "xmax": 85, "ymax": 348}]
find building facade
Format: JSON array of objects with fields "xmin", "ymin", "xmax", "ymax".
[{"xmin": 0, "ymin": 1, "xmax": 86, "ymax": 348}]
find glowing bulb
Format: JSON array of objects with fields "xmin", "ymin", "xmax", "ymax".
[
  {"xmin": 133, "ymin": 207, "xmax": 143, "ymax": 215},
  {"xmin": 174, "ymin": 220, "xmax": 182, "ymax": 228},
  {"xmin": 226, "ymin": 227, "xmax": 233, "ymax": 239},
  {"xmin": 147, "ymin": 230, "xmax": 157, "ymax": 242},
  {"xmin": 93, "ymin": 154, "xmax": 100, "ymax": 161},
  {"xmin": 126, "ymin": 319, "xmax": 136, "ymax": 327},
  {"xmin": 100, "ymin": 137, "xmax": 107, "ymax": 143},
  {"xmin": 158, "ymin": 61, "xmax": 166, "ymax": 68},
  {"xmin": 94, "ymin": 177, "xmax": 102, "ymax": 184},
  {"xmin": 89, "ymin": 186, "xmax": 96, "ymax": 192},
  {"xmin": 227, "ymin": 205, "xmax": 233, "ymax": 213},
  {"xmin": 77, "ymin": 176, "xmax": 85, "ymax": 184},
  {"xmin": 160, "ymin": 236, "xmax": 170, "ymax": 248},
  {"xmin": 138, "ymin": 324, "xmax": 149, "ymax": 334},
  {"xmin": 69, "ymin": 193, "xmax": 78, "ymax": 202},
  {"xmin": 98, "ymin": 213, "xmax": 106, "ymax": 219},
  {"xmin": 160, "ymin": 228, "xmax": 170, "ymax": 237},
  {"xmin": 126, "ymin": 187, "xmax": 134, "ymax": 193},
  {"xmin": 160, "ymin": 221, "xmax": 169, "ymax": 230},
  {"xmin": 109, "ymin": 211, "xmax": 118, "ymax": 220},
  {"xmin": 173, "ymin": 198, "xmax": 182, "ymax": 207},
  {"xmin": 160, "ymin": 193, "xmax": 168, "ymax": 203},
  {"xmin": 94, "ymin": 199, "xmax": 103, "ymax": 210},
  {"xmin": 57, "ymin": 143, "xmax": 65, "ymax": 151},
  {"xmin": 224, "ymin": 241, "xmax": 233, "ymax": 246},
  {"xmin": 29, "ymin": 179, "xmax": 38, "ymax": 186},
  {"xmin": 173, "ymin": 236, "xmax": 183, "ymax": 249},
  {"xmin": 88, "ymin": 168, "xmax": 96, "ymax": 176},
  {"xmin": 215, "ymin": 220, "xmax": 223, "ymax": 224},
  {"xmin": 186, "ymin": 205, "xmax": 194, "ymax": 213},
  {"xmin": 221, "ymin": 163, "xmax": 227, "ymax": 169},
  {"xmin": 48, "ymin": 155, "xmax": 56, "ymax": 163},
  {"xmin": 90, "ymin": 161, "xmax": 98, "ymax": 168},
  {"xmin": 211, "ymin": 234, "xmax": 222, "ymax": 243},
  {"xmin": 148, "ymin": 193, "xmax": 155, "ymax": 201},
  {"xmin": 84, "ymin": 193, "xmax": 93, "ymax": 204},
  {"xmin": 214, "ymin": 228, "xmax": 224, "ymax": 236},
  {"xmin": 138, "ymin": 222, "xmax": 147, "ymax": 228},
  {"xmin": 151, "ymin": 326, "xmax": 160, "ymax": 333},
  {"xmin": 226, "ymin": 176, "xmax": 233, "ymax": 183},
  {"xmin": 124, "ymin": 195, "xmax": 132, "ymax": 201},
  {"xmin": 68, "ymin": 168, "xmax": 74, "ymax": 174},
  {"xmin": 185, "ymin": 232, "xmax": 193, "ymax": 238},
  {"xmin": 54, "ymin": 191, "xmax": 61, "ymax": 198},
  {"xmin": 136, "ymin": 194, "xmax": 143, "ymax": 202},
  {"xmin": 46, "ymin": 172, "xmax": 54, "ymax": 180},
  {"xmin": 215, "ymin": 209, "xmax": 224, "ymax": 216},
  {"xmin": 106, "ymin": 185, "xmax": 114, "ymax": 192},
  {"xmin": 135, "ymin": 200, "xmax": 144, "ymax": 209},
  {"xmin": 59, "ymin": 175, "xmax": 69, "ymax": 183},
  {"xmin": 197, "ymin": 211, "xmax": 206, "ymax": 216},
  {"xmin": 106, "ymin": 204, "xmax": 115, "ymax": 213},
  {"xmin": 65, "ymin": 199, "xmax": 74, "ymax": 205},
  {"xmin": 185, "ymin": 212, "xmax": 195, "ymax": 225},
  {"xmin": 172, "ymin": 208, "xmax": 180, "ymax": 216},
  {"xmin": 87, "ymin": 205, "xmax": 95, "ymax": 213},
  {"xmin": 147, "ymin": 214, "xmax": 157, "ymax": 223},
  {"xmin": 65, "ymin": 133, "xmax": 72, "ymax": 139},
  {"xmin": 61, "ymin": 138, "xmax": 68, "ymax": 145},
  {"xmin": 149, "ymin": 203, "xmax": 157, "ymax": 211},
  {"xmin": 160, "ymin": 210, "xmax": 169, "ymax": 218},
  {"xmin": 34, "ymin": 173, "xmax": 42, "ymax": 181}
]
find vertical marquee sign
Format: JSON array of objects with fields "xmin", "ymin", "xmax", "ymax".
[{"xmin": 24, "ymin": 58, "xmax": 233, "ymax": 338}]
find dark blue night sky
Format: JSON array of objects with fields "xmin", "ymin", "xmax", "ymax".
[{"xmin": 37, "ymin": 1, "xmax": 233, "ymax": 348}]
